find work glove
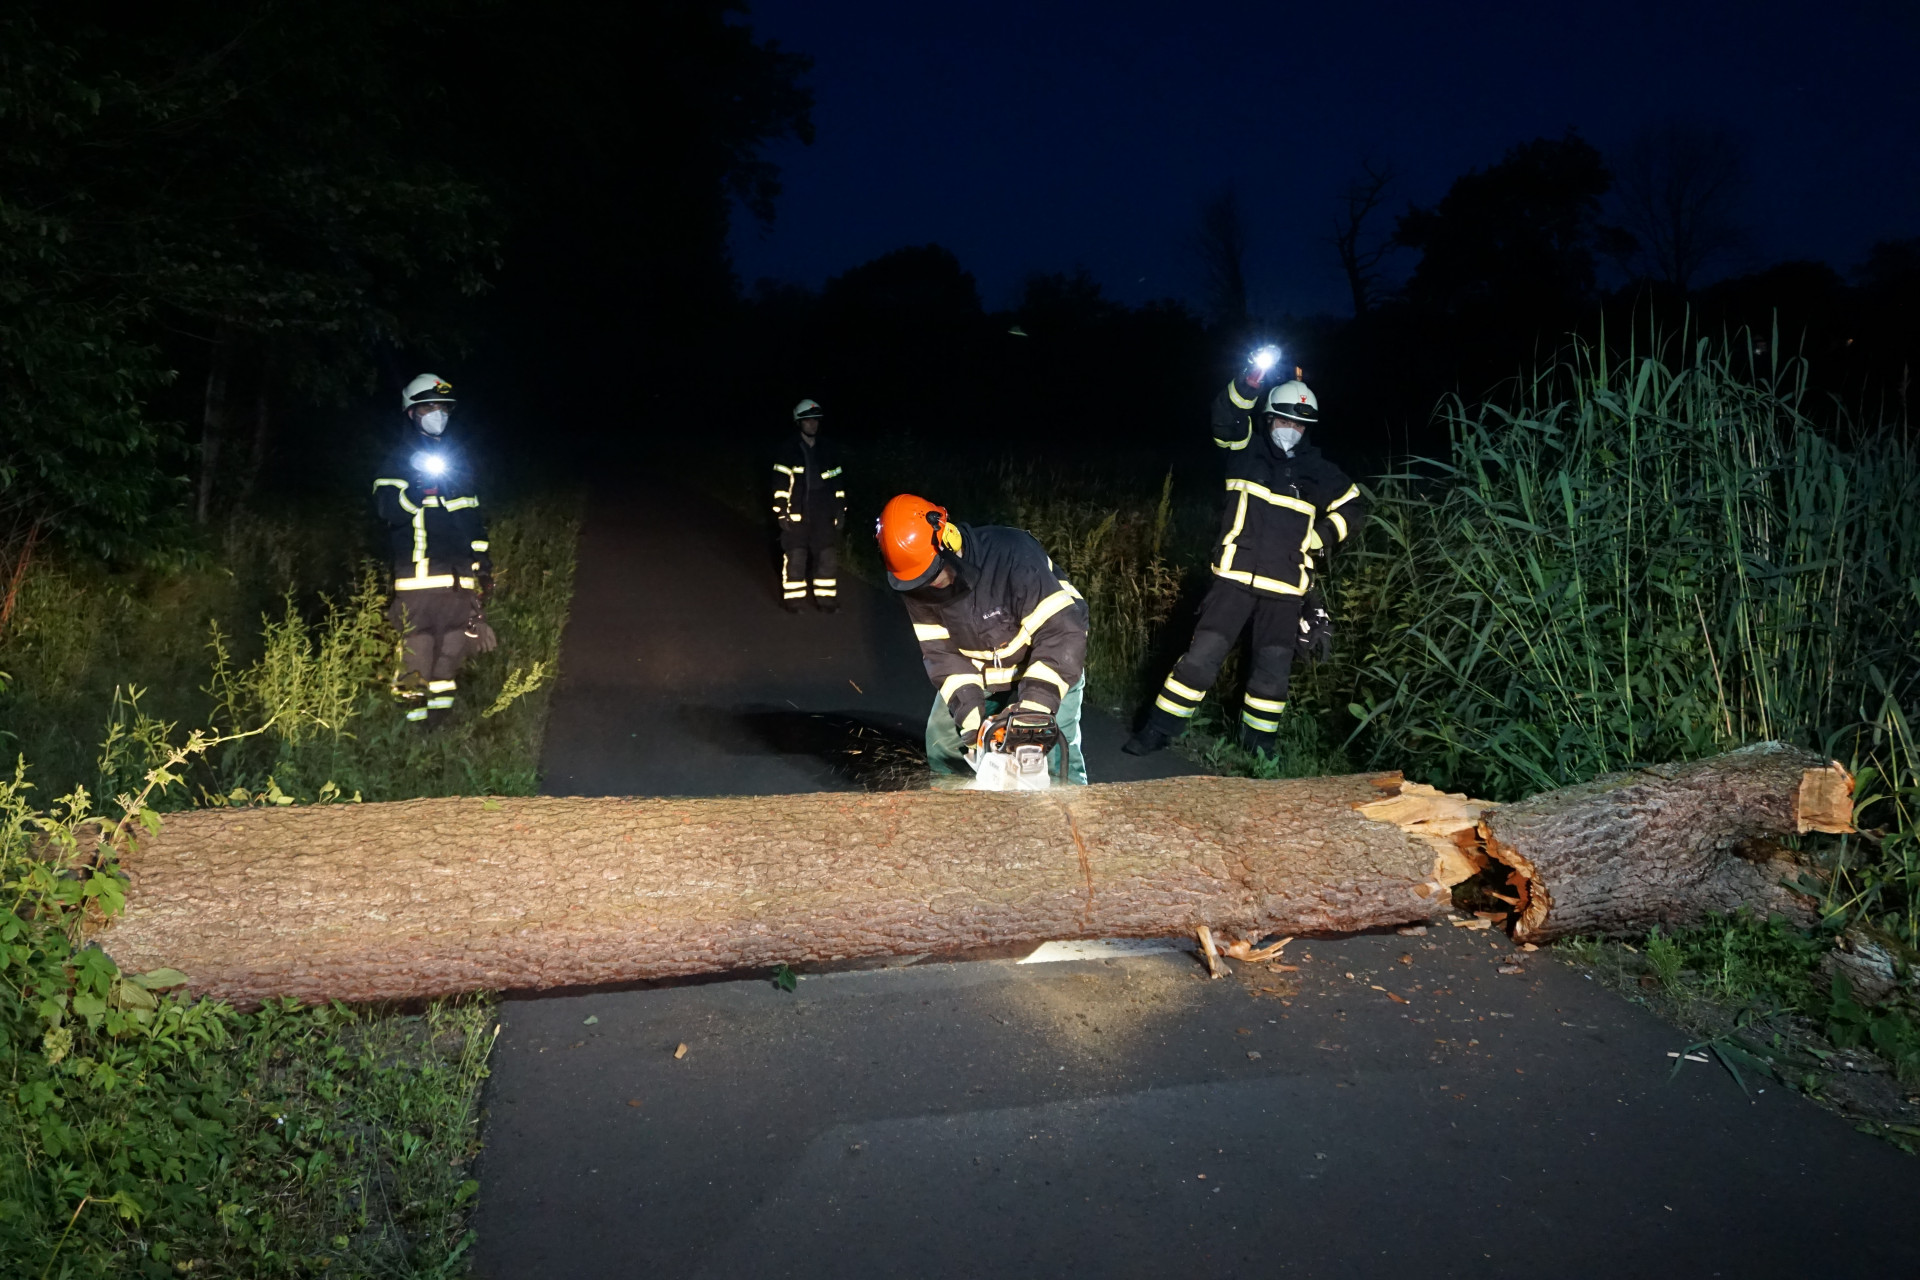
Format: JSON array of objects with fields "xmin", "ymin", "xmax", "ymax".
[{"xmin": 1295, "ymin": 591, "xmax": 1333, "ymax": 664}]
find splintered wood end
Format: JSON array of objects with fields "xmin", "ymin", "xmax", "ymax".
[
  {"xmin": 1356, "ymin": 780, "xmax": 1498, "ymax": 888},
  {"xmin": 1797, "ymin": 763, "xmax": 1855, "ymax": 834}
]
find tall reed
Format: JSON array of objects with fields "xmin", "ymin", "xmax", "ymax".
[
  {"xmin": 1343, "ymin": 328, "xmax": 1920, "ymax": 940},
  {"xmin": 1003, "ymin": 470, "xmax": 1182, "ymax": 709}
]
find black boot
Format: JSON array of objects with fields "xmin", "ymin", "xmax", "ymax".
[
  {"xmin": 1239, "ymin": 725, "xmax": 1276, "ymax": 756},
  {"xmin": 1122, "ymin": 724, "xmax": 1170, "ymax": 756}
]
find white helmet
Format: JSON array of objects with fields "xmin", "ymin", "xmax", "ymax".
[
  {"xmin": 402, "ymin": 373, "xmax": 456, "ymax": 411},
  {"xmin": 1262, "ymin": 380, "xmax": 1318, "ymax": 425},
  {"xmin": 792, "ymin": 398, "xmax": 824, "ymax": 421}
]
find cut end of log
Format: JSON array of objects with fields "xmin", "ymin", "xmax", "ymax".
[
  {"xmin": 1797, "ymin": 763, "xmax": 1856, "ymax": 834},
  {"xmin": 1356, "ymin": 780, "xmax": 1498, "ymax": 895}
]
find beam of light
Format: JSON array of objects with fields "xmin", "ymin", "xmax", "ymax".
[
  {"xmin": 1251, "ymin": 346, "xmax": 1280, "ymax": 373},
  {"xmin": 413, "ymin": 451, "xmax": 448, "ymax": 477}
]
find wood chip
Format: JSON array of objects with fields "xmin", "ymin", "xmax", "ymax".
[
  {"xmin": 1197, "ymin": 925, "xmax": 1225, "ymax": 979},
  {"xmin": 1497, "ymin": 965, "xmax": 1524, "ymax": 975},
  {"xmin": 1450, "ymin": 917, "xmax": 1495, "ymax": 930},
  {"xmin": 673, "ymin": 1042, "xmax": 689, "ymax": 1059},
  {"xmin": 1385, "ymin": 991, "xmax": 1410, "ymax": 1004},
  {"xmin": 1223, "ymin": 934, "xmax": 1295, "ymax": 963}
]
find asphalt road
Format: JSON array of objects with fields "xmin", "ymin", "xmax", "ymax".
[{"xmin": 471, "ymin": 489, "xmax": 1917, "ymax": 1278}]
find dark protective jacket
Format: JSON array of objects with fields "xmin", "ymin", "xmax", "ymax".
[
  {"xmin": 1207, "ymin": 376, "xmax": 1366, "ymax": 597},
  {"xmin": 772, "ymin": 433, "xmax": 846, "ymax": 531},
  {"xmin": 373, "ymin": 435, "xmax": 491, "ymax": 591},
  {"xmin": 903, "ymin": 524, "xmax": 1089, "ymax": 735}
]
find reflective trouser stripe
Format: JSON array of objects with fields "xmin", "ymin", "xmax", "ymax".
[
  {"xmin": 1155, "ymin": 672, "xmax": 1207, "ymax": 720},
  {"xmin": 782, "ymin": 553, "xmax": 806, "ymax": 597},
  {"xmin": 1164, "ymin": 676, "xmax": 1206, "ymax": 702},
  {"xmin": 396, "ymin": 574, "xmax": 457, "ymax": 590},
  {"xmin": 1244, "ymin": 693, "xmax": 1287, "ymax": 713},
  {"xmin": 406, "ymin": 707, "xmax": 429, "ymax": 722},
  {"xmin": 428, "ymin": 679, "xmax": 458, "ymax": 693},
  {"xmin": 427, "ymin": 696, "xmax": 454, "ymax": 710},
  {"xmin": 1241, "ymin": 710, "xmax": 1280, "ymax": 733}
]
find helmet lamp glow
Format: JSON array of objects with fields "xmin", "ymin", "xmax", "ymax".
[{"xmin": 1251, "ymin": 346, "xmax": 1280, "ymax": 373}]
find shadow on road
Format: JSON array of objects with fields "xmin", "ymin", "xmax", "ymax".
[{"xmin": 676, "ymin": 705, "xmax": 931, "ymax": 790}]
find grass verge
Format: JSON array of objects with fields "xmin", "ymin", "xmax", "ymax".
[{"xmin": 1, "ymin": 489, "xmax": 581, "ymax": 1274}]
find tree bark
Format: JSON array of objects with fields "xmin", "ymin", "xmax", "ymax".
[
  {"xmin": 98, "ymin": 746, "xmax": 1851, "ymax": 1006},
  {"xmin": 1484, "ymin": 743, "xmax": 1854, "ymax": 944}
]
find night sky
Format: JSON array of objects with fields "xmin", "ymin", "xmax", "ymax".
[{"xmin": 730, "ymin": 0, "xmax": 1920, "ymax": 315}]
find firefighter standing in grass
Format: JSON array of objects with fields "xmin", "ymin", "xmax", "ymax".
[
  {"xmin": 373, "ymin": 374, "xmax": 494, "ymax": 726},
  {"xmin": 1124, "ymin": 350, "xmax": 1364, "ymax": 757},
  {"xmin": 772, "ymin": 399, "xmax": 846, "ymax": 611},
  {"xmin": 876, "ymin": 494, "xmax": 1091, "ymax": 783}
]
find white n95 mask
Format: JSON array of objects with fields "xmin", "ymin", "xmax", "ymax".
[
  {"xmin": 1271, "ymin": 424, "xmax": 1303, "ymax": 452},
  {"xmin": 418, "ymin": 408, "xmax": 449, "ymax": 436}
]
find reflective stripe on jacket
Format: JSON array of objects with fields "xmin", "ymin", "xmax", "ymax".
[
  {"xmin": 374, "ymin": 439, "xmax": 490, "ymax": 589},
  {"xmin": 1207, "ymin": 377, "xmax": 1365, "ymax": 597},
  {"xmin": 902, "ymin": 525, "xmax": 1089, "ymax": 734},
  {"xmin": 772, "ymin": 433, "xmax": 847, "ymax": 526}
]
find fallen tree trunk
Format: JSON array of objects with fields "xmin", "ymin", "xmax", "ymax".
[
  {"xmin": 100, "ymin": 744, "xmax": 1850, "ymax": 1005},
  {"xmin": 1484, "ymin": 742, "xmax": 1854, "ymax": 943}
]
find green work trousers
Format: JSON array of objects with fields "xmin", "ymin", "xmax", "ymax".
[{"xmin": 925, "ymin": 676, "xmax": 1087, "ymax": 785}]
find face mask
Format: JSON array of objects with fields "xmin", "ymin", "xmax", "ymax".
[
  {"xmin": 418, "ymin": 408, "xmax": 449, "ymax": 437},
  {"xmin": 1271, "ymin": 424, "xmax": 1303, "ymax": 452}
]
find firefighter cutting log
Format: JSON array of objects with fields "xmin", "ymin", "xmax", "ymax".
[{"xmin": 875, "ymin": 493, "xmax": 1091, "ymax": 786}]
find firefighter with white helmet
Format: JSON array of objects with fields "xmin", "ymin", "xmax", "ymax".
[
  {"xmin": 1124, "ymin": 349, "xmax": 1365, "ymax": 757},
  {"xmin": 771, "ymin": 398, "xmax": 847, "ymax": 611},
  {"xmin": 372, "ymin": 374, "xmax": 494, "ymax": 726}
]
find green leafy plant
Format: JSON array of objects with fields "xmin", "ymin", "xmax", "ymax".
[
  {"xmin": 1, "ymin": 717, "xmax": 498, "ymax": 1275},
  {"xmin": 1826, "ymin": 972, "xmax": 1920, "ymax": 1084},
  {"xmin": 1645, "ymin": 926, "xmax": 1685, "ymax": 989}
]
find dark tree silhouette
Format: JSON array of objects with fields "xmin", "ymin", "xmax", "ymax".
[
  {"xmin": 1194, "ymin": 188, "xmax": 1251, "ymax": 331},
  {"xmin": 1396, "ymin": 133, "xmax": 1631, "ymax": 325},
  {"xmin": 1330, "ymin": 162, "xmax": 1398, "ymax": 317},
  {"xmin": 1614, "ymin": 120, "xmax": 1748, "ymax": 291}
]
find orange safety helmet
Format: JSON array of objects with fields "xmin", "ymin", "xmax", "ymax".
[{"xmin": 876, "ymin": 493, "xmax": 962, "ymax": 591}]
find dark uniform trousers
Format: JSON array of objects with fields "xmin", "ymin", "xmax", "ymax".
[
  {"xmin": 388, "ymin": 586, "xmax": 483, "ymax": 724},
  {"xmin": 778, "ymin": 519, "xmax": 838, "ymax": 603},
  {"xmin": 1147, "ymin": 580, "xmax": 1302, "ymax": 746}
]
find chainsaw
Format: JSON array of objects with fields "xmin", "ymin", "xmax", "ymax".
[{"xmin": 965, "ymin": 707, "xmax": 1062, "ymax": 791}]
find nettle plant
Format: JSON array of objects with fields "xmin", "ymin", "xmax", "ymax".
[{"xmin": 0, "ymin": 721, "xmax": 265, "ymax": 1266}]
